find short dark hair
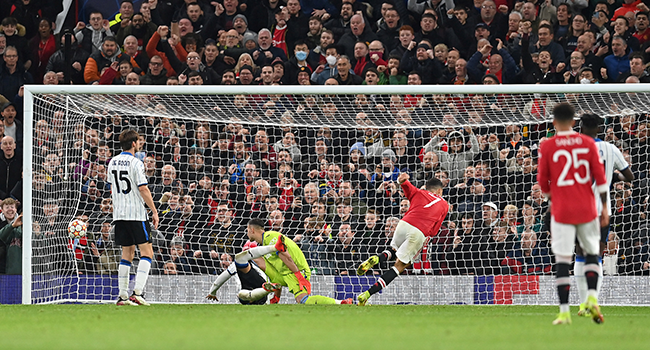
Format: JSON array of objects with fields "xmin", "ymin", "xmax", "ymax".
[
  {"xmin": 103, "ymin": 36, "xmax": 118, "ymax": 44},
  {"xmin": 426, "ymin": 177, "xmax": 443, "ymax": 191},
  {"xmin": 2, "ymin": 17, "xmax": 18, "ymax": 27},
  {"xmin": 324, "ymin": 44, "xmax": 339, "ymax": 54},
  {"xmin": 187, "ymin": 70, "xmax": 202, "ymax": 79},
  {"xmin": 248, "ymin": 218, "xmax": 265, "ymax": 230},
  {"xmin": 580, "ymin": 113, "xmax": 602, "ymax": 130},
  {"xmin": 538, "ymin": 23, "xmax": 553, "ymax": 34},
  {"xmin": 119, "ymin": 129, "xmax": 139, "ymax": 150},
  {"xmin": 421, "ymin": 13, "xmax": 436, "ymax": 21},
  {"xmin": 408, "ymin": 71, "xmax": 421, "ymax": 79},
  {"xmin": 553, "ymin": 102, "xmax": 575, "ymax": 122},
  {"xmin": 630, "ymin": 51, "xmax": 645, "ymax": 62}
]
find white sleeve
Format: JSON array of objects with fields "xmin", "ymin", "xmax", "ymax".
[
  {"xmin": 611, "ymin": 144, "xmax": 629, "ymax": 171},
  {"xmin": 133, "ymin": 159, "xmax": 148, "ymax": 187}
]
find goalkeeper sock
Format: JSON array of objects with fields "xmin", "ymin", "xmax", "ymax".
[
  {"xmin": 367, "ymin": 266, "xmax": 400, "ymax": 296},
  {"xmin": 574, "ymin": 257, "xmax": 587, "ymax": 304},
  {"xmin": 209, "ymin": 264, "xmax": 237, "ymax": 296},
  {"xmin": 584, "ymin": 255, "xmax": 601, "ymax": 298},
  {"xmin": 377, "ymin": 250, "xmax": 394, "ymax": 263},
  {"xmin": 133, "ymin": 257, "xmax": 152, "ymax": 296},
  {"xmin": 118, "ymin": 259, "xmax": 131, "ymax": 299},
  {"xmin": 556, "ymin": 262, "xmax": 571, "ymax": 313},
  {"xmin": 302, "ymin": 295, "xmax": 337, "ymax": 305},
  {"xmin": 235, "ymin": 245, "xmax": 277, "ymax": 266}
]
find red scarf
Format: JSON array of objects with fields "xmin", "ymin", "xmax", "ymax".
[{"xmin": 354, "ymin": 56, "xmax": 368, "ymax": 77}]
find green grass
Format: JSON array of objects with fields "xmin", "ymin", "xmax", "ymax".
[{"xmin": 1, "ymin": 304, "xmax": 648, "ymax": 350}]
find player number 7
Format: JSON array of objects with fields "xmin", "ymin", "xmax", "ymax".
[{"xmin": 424, "ymin": 197, "xmax": 441, "ymax": 208}]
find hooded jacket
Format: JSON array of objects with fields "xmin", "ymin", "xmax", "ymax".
[
  {"xmin": 423, "ymin": 130, "xmax": 479, "ymax": 185},
  {"xmin": 84, "ymin": 46, "xmax": 131, "ymax": 83}
]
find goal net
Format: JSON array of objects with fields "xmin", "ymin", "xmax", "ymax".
[{"xmin": 22, "ymin": 84, "xmax": 650, "ymax": 305}]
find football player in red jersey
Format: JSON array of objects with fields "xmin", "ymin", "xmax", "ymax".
[
  {"xmin": 356, "ymin": 173, "xmax": 449, "ymax": 305},
  {"xmin": 537, "ymin": 103, "xmax": 608, "ymax": 325}
]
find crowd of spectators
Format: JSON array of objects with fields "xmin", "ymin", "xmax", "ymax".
[{"xmin": 2, "ymin": 0, "xmax": 650, "ymax": 277}]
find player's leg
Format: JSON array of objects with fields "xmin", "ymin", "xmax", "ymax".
[
  {"xmin": 114, "ymin": 221, "xmax": 137, "ymax": 305},
  {"xmin": 573, "ymin": 244, "xmax": 589, "ymax": 316},
  {"xmin": 234, "ymin": 237, "xmax": 285, "ymax": 266},
  {"xmin": 357, "ymin": 221, "xmax": 406, "ymax": 275},
  {"xmin": 576, "ymin": 218, "xmax": 605, "ymax": 324},
  {"xmin": 284, "ymin": 271, "xmax": 352, "ymax": 305},
  {"xmin": 550, "ymin": 218, "xmax": 575, "ymax": 325},
  {"xmin": 130, "ymin": 221, "xmax": 154, "ymax": 306},
  {"xmin": 207, "ymin": 263, "xmax": 238, "ymax": 300},
  {"xmin": 358, "ymin": 223, "xmax": 424, "ymax": 306},
  {"xmin": 237, "ymin": 265, "xmax": 276, "ymax": 305},
  {"xmin": 117, "ymin": 245, "xmax": 137, "ymax": 305}
]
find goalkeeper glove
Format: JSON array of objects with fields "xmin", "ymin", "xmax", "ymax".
[
  {"xmin": 294, "ymin": 271, "xmax": 311, "ymax": 294},
  {"xmin": 269, "ymin": 295, "xmax": 280, "ymax": 304}
]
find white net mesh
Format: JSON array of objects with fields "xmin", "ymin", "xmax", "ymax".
[{"xmin": 24, "ymin": 85, "xmax": 650, "ymax": 305}]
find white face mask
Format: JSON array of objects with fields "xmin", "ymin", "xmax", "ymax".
[
  {"xmin": 580, "ymin": 78, "xmax": 592, "ymax": 84},
  {"xmin": 326, "ymin": 55, "xmax": 337, "ymax": 66}
]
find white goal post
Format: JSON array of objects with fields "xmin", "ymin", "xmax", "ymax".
[{"xmin": 22, "ymin": 84, "xmax": 650, "ymax": 305}]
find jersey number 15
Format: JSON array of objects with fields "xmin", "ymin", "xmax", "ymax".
[{"xmin": 111, "ymin": 170, "xmax": 132, "ymax": 194}]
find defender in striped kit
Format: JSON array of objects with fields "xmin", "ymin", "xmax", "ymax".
[{"xmin": 108, "ymin": 130, "xmax": 160, "ymax": 306}]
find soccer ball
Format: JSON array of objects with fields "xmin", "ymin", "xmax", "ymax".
[{"xmin": 68, "ymin": 219, "xmax": 87, "ymax": 239}]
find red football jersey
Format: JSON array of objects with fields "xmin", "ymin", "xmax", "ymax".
[
  {"xmin": 400, "ymin": 180, "xmax": 449, "ymax": 237},
  {"xmin": 537, "ymin": 130, "xmax": 608, "ymax": 224}
]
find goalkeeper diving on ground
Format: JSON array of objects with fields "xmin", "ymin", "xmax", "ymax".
[{"xmin": 207, "ymin": 218, "xmax": 353, "ymax": 304}]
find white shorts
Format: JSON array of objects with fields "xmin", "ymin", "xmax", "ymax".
[
  {"xmin": 550, "ymin": 216, "xmax": 600, "ymax": 257},
  {"xmin": 390, "ymin": 220, "xmax": 426, "ymax": 264}
]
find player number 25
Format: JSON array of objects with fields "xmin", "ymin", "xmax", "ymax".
[{"xmin": 552, "ymin": 148, "xmax": 590, "ymax": 187}]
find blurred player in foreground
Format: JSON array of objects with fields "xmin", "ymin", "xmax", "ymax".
[
  {"xmin": 356, "ymin": 174, "xmax": 448, "ymax": 306},
  {"xmin": 576, "ymin": 113, "xmax": 634, "ymax": 317},
  {"xmin": 538, "ymin": 103, "xmax": 608, "ymax": 325}
]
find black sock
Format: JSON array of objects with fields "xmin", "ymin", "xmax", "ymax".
[
  {"xmin": 584, "ymin": 255, "xmax": 600, "ymax": 291},
  {"xmin": 377, "ymin": 250, "xmax": 393, "ymax": 263},
  {"xmin": 368, "ymin": 267, "xmax": 399, "ymax": 296},
  {"xmin": 556, "ymin": 263, "xmax": 571, "ymax": 305}
]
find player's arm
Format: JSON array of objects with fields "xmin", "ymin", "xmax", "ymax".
[
  {"xmin": 398, "ymin": 172, "xmax": 416, "ymax": 198},
  {"xmin": 275, "ymin": 240, "xmax": 311, "ymax": 294},
  {"xmin": 139, "ymin": 184, "xmax": 159, "ymax": 229},
  {"xmin": 590, "ymin": 142, "xmax": 609, "ymax": 226},
  {"xmin": 206, "ymin": 263, "xmax": 237, "ymax": 300},
  {"xmin": 616, "ymin": 167, "xmax": 634, "ymax": 183},
  {"xmin": 611, "ymin": 145, "xmax": 634, "ymax": 182},
  {"xmin": 277, "ymin": 251, "xmax": 300, "ymax": 273}
]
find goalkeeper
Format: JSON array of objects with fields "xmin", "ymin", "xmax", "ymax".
[
  {"xmin": 206, "ymin": 241, "xmax": 282, "ymax": 305},
  {"xmin": 222, "ymin": 218, "xmax": 353, "ymax": 305}
]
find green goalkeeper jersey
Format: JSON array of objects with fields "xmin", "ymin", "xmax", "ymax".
[{"xmin": 262, "ymin": 231, "xmax": 310, "ymax": 277}]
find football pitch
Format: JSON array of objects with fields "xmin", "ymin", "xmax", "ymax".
[{"xmin": 1, "ymin": 304, "xmax": 648, "ymax": 350}]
